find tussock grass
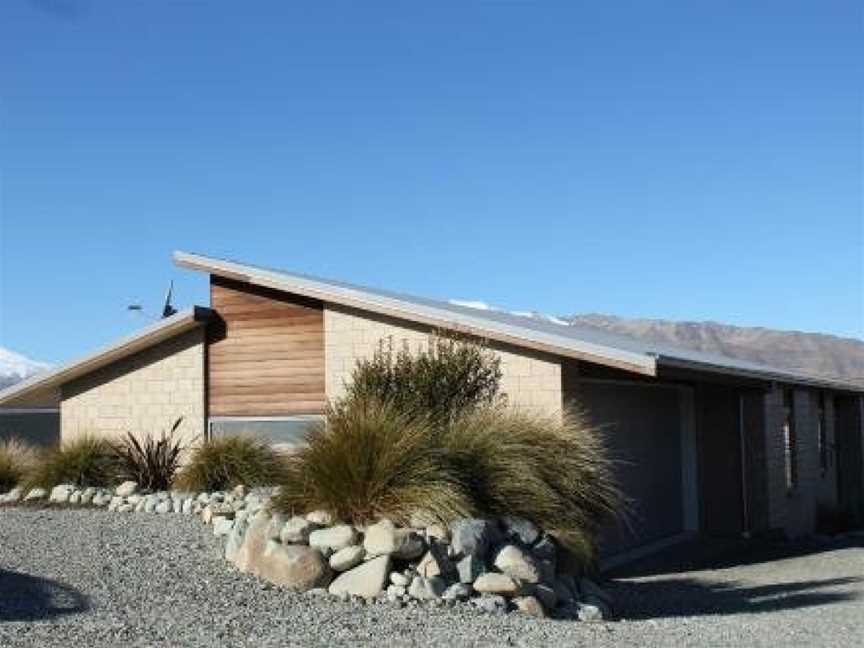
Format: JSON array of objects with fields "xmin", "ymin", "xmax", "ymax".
[
  {"xmin": 273, "ymin": 399, "xmax": 472, "ymax": 525},
  {"xmin": 0, "ymin": 438, "xmax": 40, "ymax": 492},
  {"xmin": 442, "ymin": 407, "xmax": 625, "ymax": 564},
  {"xmin": 25, "ymin": 436, "xmax": 119, "ymax": 489},
  {"xmin": 112, "ymin": 418, "xmax": 186, "ymax": 491},
  {"xmin": 175, "ymin": 435, "xmax": 287, "ymax": 492}
]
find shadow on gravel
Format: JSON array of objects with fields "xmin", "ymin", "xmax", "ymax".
[
  {"xmin": 608, "ymin": 575, "xmax": 863, "ymax": 620},
  {"xmin": 0, "ymin": 569, "xmax": 89, "ymax": 622}
]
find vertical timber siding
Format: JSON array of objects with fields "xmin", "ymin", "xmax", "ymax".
[
  {"xmin": 323, "ymin": 305, "xmax": 562, "ymax": 415},
  {"xmin": 61, "ymin": 328, "xmax": 206, "ymax": 445},
  {"xmin": 208, "ymin": 276, "xmax": 326, "ymax": 416}
]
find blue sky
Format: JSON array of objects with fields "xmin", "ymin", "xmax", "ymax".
[{"xmin": 0, "ymin": 1, "xmax": 861, "ymax": 363}]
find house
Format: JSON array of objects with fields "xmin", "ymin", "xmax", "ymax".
[{"xmin": 1, "ymin": 251, "xmax": 862, "ymax": 559}]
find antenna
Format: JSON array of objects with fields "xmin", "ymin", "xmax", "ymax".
[{"xmin": 161, "ymin": 280, "xmax": 177, "ymax": 318}]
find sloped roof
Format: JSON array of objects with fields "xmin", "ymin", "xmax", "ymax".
[
  {"xmin": 174, "ymin": 251, "xmax": 863, "ymax": 393},
  {"xmin": 0, "ymin": 307, "xmax": 213, "ymax": 408}
]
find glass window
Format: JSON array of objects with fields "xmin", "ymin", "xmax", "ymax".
[
  {"xmin": 208, "ymin": 416, "xmax": 321, "ymax": 452},
  {"xmin": 782, "ymin": 389, "xmax": 797, "ymax": 492}
]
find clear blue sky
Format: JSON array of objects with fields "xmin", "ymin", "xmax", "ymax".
[{"xmin": 1, "ymin": 1, "xmax": 862, "ymax": 363}]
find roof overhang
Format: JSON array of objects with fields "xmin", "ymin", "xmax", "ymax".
[
  {"xmin": 174, "ymin": 251, "xmax": 658, "ymax": 376},
  {"xmin": 0, "ymin": 307, "xmax": 213, "ymax": 408}
]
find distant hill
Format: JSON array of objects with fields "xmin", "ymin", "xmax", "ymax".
[{"xmin": 566, "ymin": 314, "xmax": 864, "ymax": 387}]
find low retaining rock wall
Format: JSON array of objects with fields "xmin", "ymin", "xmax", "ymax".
[{"xmin": 0, "ymin": 481, "xmax": 612, "ymax": 620}]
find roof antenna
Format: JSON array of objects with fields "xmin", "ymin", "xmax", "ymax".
[{"xmin": 161, "ymin": 280, "xmax": 177, "ymax": 318}]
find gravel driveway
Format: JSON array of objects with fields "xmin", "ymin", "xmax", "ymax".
[{"xmin": 1, "ymin": 508, "xmax": 862, "ymax": 647}]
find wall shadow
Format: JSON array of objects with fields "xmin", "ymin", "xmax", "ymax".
[
  {"xmin": 0, "ymin": 569, "xmax": 89, "ymax": 622},
  {"xmin": 608, "ymin": 575, "xmax": 862, "ymax": 620}
]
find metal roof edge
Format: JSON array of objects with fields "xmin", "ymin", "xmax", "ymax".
[
  {"xmin": 0, "ymin": 307, "xmax": 213, "ymax": 407},
  {"xmin": 173, "ymin": 250, "xmax": 658, "ymax": 376}
]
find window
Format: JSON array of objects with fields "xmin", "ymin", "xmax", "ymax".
[
  {"xmin": 782, "ymin": 389, "xmax": 797, "ymax": 492},
  {"xmin": 208, "ymin": 416, "xmax": 321, "ymax": 452},
  {"xmin": 817, "ymin": 393, "xmax": 828, "ymax": 474}
]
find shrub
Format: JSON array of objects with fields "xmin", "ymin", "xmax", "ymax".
[
  {"xmin": 273, "ymin": 398, "xmax": 472, "ymax": 525},
  {"xmin": 0, "ymin": 438, "xmax": 39, "ymax": 492},
  {"xmin": 346, "ymin": 331, "xmax": 503, "ymax": 422},
  {"xmin": 441, "ymin": 407, "xmax": 624, "ymax": 565},
  {"xmin": 26, "ymin": 436, "xmax": 119, "ymax": 488},
  {"xmin": 175, "ymin": 435, "xmax": 287, "ymax": 492},
  {"xmin": 112, "ymin": 418, "xmax": 186, "ymax": 491}
]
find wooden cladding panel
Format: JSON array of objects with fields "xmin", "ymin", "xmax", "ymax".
[{"xmin": 208, "ymin": 276, "xmax": 326, "ymax": 416}]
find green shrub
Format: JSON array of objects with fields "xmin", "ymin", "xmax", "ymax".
[
  {"xmin": 346, "ymin": 331, "xmax": 503, "ymax": 422},
  {"xmin": 175, "ymin": 435, "xmax": 287, "ymax": 492},
  {"xmin": 0, "ymin": 438, "xmax": 39, "ymax": 492},
  {"xmin": 112, "ymin": 418, "xmax": 186, "ymax": 491},
  {"xmin": 273, "ymin": 398, "xmax": 472, "ymax": 525},
  {"xmin": 26, "ymin": 436, "xmax": 119, "ymax": 488},
  {"xmin": 441, "ymin": 407, "xmax": 624, "ymax": 565}
]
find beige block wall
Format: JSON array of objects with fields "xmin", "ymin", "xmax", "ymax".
[
  {"xmin": 324, "ymin": 305, "xmax": 562, "ymax": 415},
  {"xmin": 61, "ymin": 329, "xmax": 206, "ymax": 446}
]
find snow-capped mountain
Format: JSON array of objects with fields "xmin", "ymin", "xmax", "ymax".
[{"xmin": 0, "ymin": 347, "xmax": 51, "ymax": 391}]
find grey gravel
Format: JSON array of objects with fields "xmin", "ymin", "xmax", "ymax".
[{"xmin": 1, "ymin": 509, "xmax": 862, "ymax": 647}]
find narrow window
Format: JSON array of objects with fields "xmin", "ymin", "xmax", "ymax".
[
  {"xmin": 817, "ymin": 393, "xmax": 827, "ymax": 474},
  {"xmin": 782, "ymin": 389, "xmax": 798, "ymax": 491}
]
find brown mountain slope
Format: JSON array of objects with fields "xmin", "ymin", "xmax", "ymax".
[{"xmin": 566, "ymin": 314, "xmax": 864, "ymax": 387}]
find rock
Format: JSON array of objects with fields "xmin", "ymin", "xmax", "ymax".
[
  {"xmin": 363, "ymin": 519, "xmax": 424, "ymax": 560},
  {"xmin": 473, "ymin": 573, "xmax": 522, "ymax": 596},
  {"xmin": 531, "ymin": 583, "xmax": 558, "ymax": 610},
  {"xmin": 155, "ymin": 500, "xmax": 171, "ymax": 514},
  {"xmin": 80, "ymin": 487, "xmax": 95, "ymax": 504},
  {"xmin": 309, "ymin": 525, "xmax": 359, "ymax": 554},
  {"xmin": 108, "ymin": 496, "xmax": 124, "ymax": 511},
  {"xmin": 232, "ymin": 511, "xmax": 271, "ymax": 572},
  {"xmin": 576, "ymin": 602, "xmax": 605, "ymax": 622},
  {"xmin": 4, "ymin": 487, "xmax": 23, "ymax": 502},
  {"xmin": 416, "ymin": 548, "xmax": 454, "ymax": 579},
  {"xmin": 513, "ymin": 595, "xmax": 546, "ymax": 618},
  {"xmin": 493, "ymin": 544, "xmax": 541, "ymax": 583},
  {"xmin": 501, "ymin": 516, "xmax": 540, "ymax": 546},
  {"xmin": 115, "ymin": 481, "xmax": 138, "ymax": 497},
  {"xmin": 329, "ymin": 545, "xmax": 365, "ymax": 572},
  {"xmin": 49, "ymin": 484, "xmax": 74, "ymax": 503},
  {"xmin": 328, "ymin": 555, "xmax": 391, "ymax": 599},
  {"xmin": 196, "ymin": 492, "xmax": 210, "ymax": 504},
  {"xmin": 257, "ymin": 540, "xmax": 331, "ymax": 591},
  {"xmin": 231, "ymin": 484, "xmax": 248, "ymax": 500},
  {"xmin": 203, "ymin": 503, "xmax": 234, "ymax": 525},
  {"xmin": 127, "ymin": 494, "xmax": 143, "ymax": 506},
  {"xmin": 450, "ymin": 518, "xmax": 498, "ymax": 560},
  {"xmin": 171, "ymin": 498, "xmax": 183, "ymax": 513},
  {"xmin": 532, "ymin": 535, "xmax": 557, "ymax": 562},
  {"xmin": 117, "ymin": 503, "xmax": 134, "ymax": 513},
  {"xmin": 553, "ymin": 578, "xmax": 575, "ymax": 604},
  {"xmin": 213, "ymin": 516, "xmax": 235, "ymax": 537},
  {"xmin": 306, "ymin": 510, "xmax": 334, "ymax": 526},
  {"xmin": 91, "ymin": 493, "xmax": 109, "ymax": 506},
  {"xmin": 266, "ymin": 513, "xmax": 287, "ymax": 541},
  {"xmin": 386, "ymin": 584, "xmax": 406, "ymax": 599},
  {"xmin": 182, "ymin": 498, "xmax": 194, "ymax": 515},
  {"xmin": 144, "ymin": 497, "xmax": 158, "ymax": 513},
  {"xmin": 134, "ymin": 499, "xmax": 146, "ymax": 513},
  {"xmin": 441, "ymin": 582, "xmax": 472, "ymax": 601},
  {"xmin": 408, "ymin": 575, "xmax": 445, "ymax": 600},
  {"xmin": 456, "ymin": 554, "xmax": 485, "ymax": 584},
  {"xmin": 69, "ymin": 491, "xmax": 82, "ymax": 505},
  {"xmin": 425, "ymin": 524, "xmax": 449, "ymax": 542},
  {"xmin": 280, "ymin": 516, "xmax": 317, "ymax": 544},
  {"xmin": 470, "ymin": 594, "xmax": 508, "ymax": 614},
  {"xmin": 225, "ymin": 519, "xmax": 249, "ymax": 562},
  {"xmin": 389, "ymin": 572, "xmax": 410, "ymax": 587}
]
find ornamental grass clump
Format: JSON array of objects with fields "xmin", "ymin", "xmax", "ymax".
[
  {"xmin": 273, "ymin": 398, "xmax": 472, "ymax": 525},
  {"xmin": 26, "ymin": 436, "xmax": 119, "ymax": 489},
  {"xmin": 112, "ymin": 418, "xmax": 186, "ymax": 491},
  {"xmin": 175, "ymin": 435, "xmax": 287, "ymax": 492},
  {"xmin": 442, "ymin": 407, "xmax": 625, "ymax": 565},
  {"xmin": 0, "ymin": 438, "xmax": 39, "ymax": 492}
]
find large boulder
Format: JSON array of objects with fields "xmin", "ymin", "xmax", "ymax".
[
  {"xmin": 363, "ymin": 519, "xmax": 424, "ymax": 559},
  {"xmin": 328, "ymin": 555, "xmax": 391, "ymax": 598},
  {"xmin": 450, "ymin": 519, "xmax": 498, "ymax": 560},
  {"xmin": 493, "ymin": 545, "xmax": 541, "ymax": 583},
  {"xmin": 308, "ymin": 525, "xmax": 359, "ymax": 554},
  {"xmin": 257, "ymin": 540, "xmax": 331, "ymax": 591},
  {"xmin": 232, "ymin": 511, "xmax": 271, "ymax": 573}
]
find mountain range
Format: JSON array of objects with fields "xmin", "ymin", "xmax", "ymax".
[{"xmin": 0, "ymin": 347, "xmax": 52, "ymax": 391}]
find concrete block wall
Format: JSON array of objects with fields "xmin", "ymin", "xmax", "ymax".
[
  {"xmin": 763, "ymin": 385, "xmax": 822, "ymax": 537},
  {"xmin": 323, "ymin": 305, "xmax": 563, "ymax": 416},
  {"xmin": 61, "ymin": 329, "xmax": 206, "ymax": 446}
]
